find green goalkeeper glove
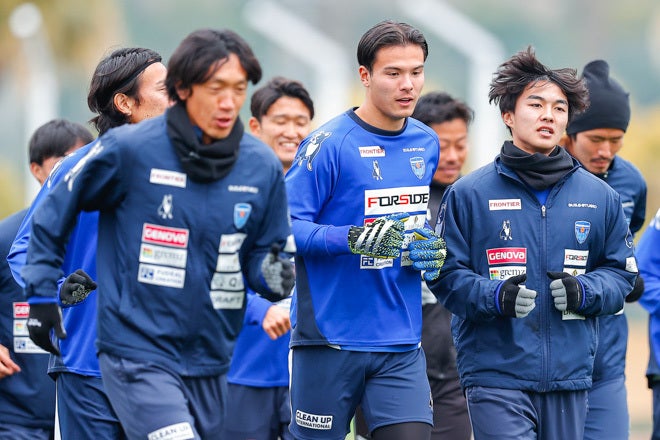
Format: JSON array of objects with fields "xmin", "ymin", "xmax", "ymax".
[{"xmin": 348, "ymin": 213, "xmax": 408, "ymax": 258}]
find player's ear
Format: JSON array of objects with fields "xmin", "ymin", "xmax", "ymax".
[{"xmin": 248, "ymin": 117, "xmax": 261, "ymax": 136}]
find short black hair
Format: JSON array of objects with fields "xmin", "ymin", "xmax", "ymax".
[
  {"xmin": 489, "ymin": 46, "xmax": 589, "ymax": 129},
  {"xmin": 166, "ymin": 28, "xmax": 262, "ymax": 104},
  {"xmin": 412, "ymin": 92, "xmax": 473, "ymax": 127},
  {"xmin": 357, "ymin": 21, "xmax": 428, "ymax": 72},
  {"xmin": 28, "ymin": 119, "xmax": 94, "ymax": 165},
  {"xmin": 250, "ymin": 76, "xmax": 314, "ymax": 121},
  {"xmin": 88, "ymin": 47, "xmax": 163, "ymax": 135}
]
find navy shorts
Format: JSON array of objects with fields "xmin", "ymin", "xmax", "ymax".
[
  {"xmin": 56, "ymin": 372, "xmax": 124, "ymax": 439},
  {"xmin": 465, "ymin": 386, "xmax": 588, "ymax": 440},
  {"xmin": 584, "ymin": 376, "xmax": 628, "ymax": 440},
  {"xmin": 99, "ymin": 352, "xmax": 227, "ymax": 440},
  {"xmin": 289, "ymin": 345, "xmax": 432, "ymax": 440},
  {"xmin": 222, "ymin": 383, "xmax": 293, "ymax": 439},
  {"xmin": 0, "ymin": 423, "xmax": 52, "ymax": 440}
]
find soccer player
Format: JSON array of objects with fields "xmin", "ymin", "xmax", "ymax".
[
  {"xmin": 286, "ymin": 20, "xmax": 445, "ymax": 440},
  {"xmin": 8, "ymin": 47, "xmax": 169, "ymax": 439},
  {"xmin": 19, "ymin": 29, "xmax": 294, "ymax": 439},
  {"xmin": 222, "ymin": 76, "xmax": 314, "ymax": 440},
  {"xmin": 428, "ymin": 46, "xmax": 637, "ymax": 439},
  {"xmin": 0, "ymin": 118, "xmax": 92, "ymax": 439},
  {"xmin": 562, "ymin": 59, "xmax": 646, "ymax": 440}
]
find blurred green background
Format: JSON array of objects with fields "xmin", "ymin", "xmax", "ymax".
[{"xmin": 1, "ymin": 0, "xmax": 658, "ymax": 436}]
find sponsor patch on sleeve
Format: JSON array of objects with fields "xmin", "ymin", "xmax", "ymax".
[{"xmin": 626, "ymin": 256, "xmax": 638, "ymax": 273}]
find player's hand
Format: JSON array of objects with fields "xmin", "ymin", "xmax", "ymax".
[
  {"xmin": 0, "ymin": 344, "xmax": 21, "ymax": 379},
  {"xmin": 547, "ymin": 271, "xmax": 584, "ymax": 312},
  {"xmin": 498, "ymin": 274, "xmax": 537, "ymax": 318},
  {"xmin": 408, "ymin": 228, "xmax": 447, "ymax": 281},
  {"xmin": 27, "ymin": 302, "xmax": 66, "ymax": 356},
  {"xmin": 262, "ymin": 305, "xmax": 291, "ymax": 340},
  {"xmin": 60, "ymin": 269, "xmax": 97, "ymax": 306},
  {"xmin": 260, "ymin": 244, "xmax": 295, "ymax": 300},
  {"xmin": 348, "ymin": 213, "xmax": 408, "ymax": 258}
]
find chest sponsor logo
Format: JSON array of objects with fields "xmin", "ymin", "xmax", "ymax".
[
  {"xmin": 575, "ymin": 221, "xmax": 591, "ymax": 244},
  {"xmin": 563, "ymin": 267, "xmax": 586, "ymax": 276},
  {"xmin": 211, "ymin": 272, "xmax": 245, "ymax": 291},
  {"xmin": 147, "ymin": 422, "xmax": 194, "ymax": 440},
  {"xmin": 295, "ymin": 410, "xmax": 333, "ymax": 430},
  {"xmin": 140, "ymin": 244, "xmax": 187, "ymax": 268},
  {"xmin": 562, "ymin": 310, "xmax": 585, "ymax": 321},
  {"xmin": 14, "ymin": 336, "xmax": 48, "ymax": 354},
  {"xmin": 568, "ymin": 202, "xmax": 597, "ymax": 209},
  {"xmin": 13, "ymin": 302, "xmax": 29, "ymax": 319},
  {"xmin": 489, "ymin": 266, "xmax": 526, "ymax": 280},
  {"xmin": 410, "ymin": 156, "xmax": 425, "ymax": 179},
  {"xmin": 218, "ymin": 233, "xmax": 247, "ymax": 253},
  {"xmin": 358, "ymin": 146, "xmax": 385, "ymax": 157},
  {"xmin": 210, "ymin": 290, "xmax": 244, "ymax": 310},
  {"xmin": 149, "ymin": 169, "xmax": 187, "ymax": 188},
  {"xmin": 138, "ymin": 264, "xmax": 185, "ymax": 289},
  {"xmin": 486, "ymin": 247, "xmax": 527, "ymax": 265},
  {"xmin": 360, "ymin": 255, "xmax": 394, "ymax": 270},
  {"xmin": 142, "ymin": 224, "xmax": 189, "ymax": 248},
  {"xmin": 564, "ymin": 249, "xmax": 589, "ymax": 267},
  {"xmin": 216, "ymin": 253, "xmax": 241, "ymax": 273},
  {"xmin": 489, "ymin": 199, "xmax": 522, "ymax": 210},
  {"xmin": 13, "ymin": 319, "xmax": 28, "ymax": 336},
  {"xmin": 228, "ymin": 185, "xmax": 259, "ymax": 194},
  {"xmin": 364, "ymin": 186, "xmax": 429, "ymax": 216}
]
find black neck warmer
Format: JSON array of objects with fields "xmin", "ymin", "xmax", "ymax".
[
  {"xmin": 499, "ymin": 141, "xmax": 574, "ymax": 190},
  {"xmin": 166, "ymin": 102, "xmax": 242, "ymax": 182}
]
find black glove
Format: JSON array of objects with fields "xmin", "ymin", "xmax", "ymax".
[
  {"xmin": 498, "ymin": 274, "xmax": 537, "ymax": 318},
  {"xmin": 348, "ymin": 213, "xmax": 408, "ymax": 258},
  {"xmin": 60, "ymin": 269, "xmax": 97, "ymax": 306},
  {"xmin": 260, "ymin": 244, "xmax": 295, "ymax": 300},
  {"xmin": 626, "ymin": 275, "xmax": 644, "ymax": 303},
  {"xmin": 547, "ymin": 271, "xmax": 584, "ymax": 312},
  {"xmin": 26, "ymin": 302, "xmax": 66, "ymax": 355}
]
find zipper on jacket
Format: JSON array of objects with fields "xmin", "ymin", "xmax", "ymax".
[{"xmin": 540, "ymin": 202, "xmax": 548, "ymax": 391}]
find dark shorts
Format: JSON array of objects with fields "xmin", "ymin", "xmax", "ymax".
[
  {"xmin": 289, "ymin": 345, "xmax": 432, "ymax": 440},
  {"xmin": 99, "ymin": 352, "xmax": 227, "ymax": 440},
  {"xmin": 584, "ymin": 376, "xmax": 628, "ymax": 440},
  {"xmin": 466, "ymin": 386, "xmax": 588, "ymax": 440},
  {"xmin": 55, "ymin": 372, "xmax": 124, "ymax": 439},
  {"xmin": 222, "ymin": 383, "xmax": 293, "ymax": 439}
]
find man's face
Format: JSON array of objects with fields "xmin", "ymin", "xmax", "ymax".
[
  {"xmin": 429, "ymin": 118, "xmax": 468, "ymax": 185},
  {"xmin": 180, "ymin": 53, "xmax": 248, "ymax": 144},
  {"xmin": 503, "ymin": 81, "xmax": 568, "ymax": 155},
  {"xmin": 357, "ymin": 44, "xmax": 425, "ymax": 131},
  {"xmin": 564, "ymin": 128, "xmax": 624, "ymax": 174},
  {"xmin": 249, "ymin": 96, "xmax": 312, "ymax": 172},
  {"xmin": 130, "ymin": 62, "xmax": 170, "ymax": 124},
  {"xmin": 31, "ymin": 141, "xmax": 87, "ymax": 186}
]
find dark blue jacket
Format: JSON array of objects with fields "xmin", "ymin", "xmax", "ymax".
[
  {"xmin": 592, "ymin": 156, "xmax": 646, "ymax": 382},
  {"xmin": 429, "ymin": 155, "xmax": 637, "ymax": 392},
  {"xmin": 0, "ymin": 209, "xmax": 55, "ymax": 429},
  {"xmin": 21, "ymin": 114, "xmax": 292, "ymax": 377}
]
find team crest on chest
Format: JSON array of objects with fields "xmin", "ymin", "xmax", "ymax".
[
  {"xmin": 410, "ymin": 156, "xmax": 425, "ymax": 179},
  {"xmin": 574, "ymin": 221, "xmax": 590, "ymax": 244},
  {"xmin": 234, "ymin": 203, "xmax": 252, "ymax": 230}
]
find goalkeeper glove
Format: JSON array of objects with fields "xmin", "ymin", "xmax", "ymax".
[
  {"xmin": 26, "ymin": 301, "xmax": 66, "ymax": 355},
  {"xmin": 547, "ymin": 271, "xmax": 585, "ymax": 312},
  {"xmin": 60, "ymin": 269, "xmax": 97, "ymax": 306},
  {"xmin": 348, "ymin": 213, "xmax": 408, "ymax": 258},
  {"xmin": 497, "ymin": 274, "xmax": 537, "ymax": 318},
  {"xmin": 408, "ymin": 228, "xmax": 446, "ymax": 281},
  {"xmin": 260, "ymin": 244, "xmax": 295, "ymax": 300}
]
